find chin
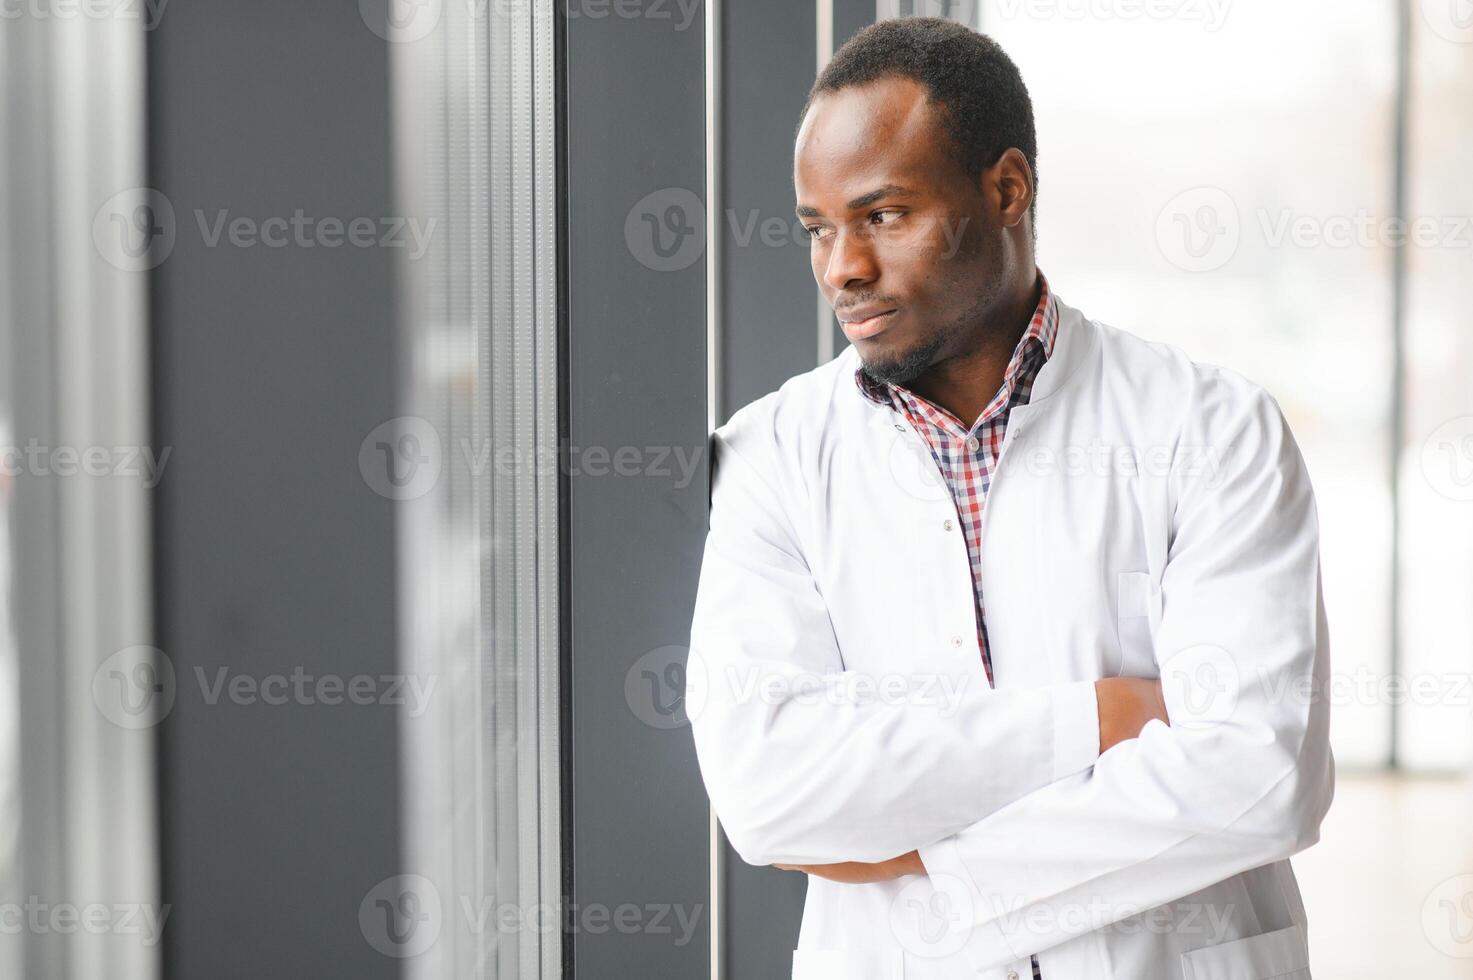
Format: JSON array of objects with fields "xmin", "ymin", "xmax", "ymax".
[{"xmin": 857, "ymin": 340, "xmax": 932, "ymax": 388}]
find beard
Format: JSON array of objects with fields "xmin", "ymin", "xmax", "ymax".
[
  {"xmin": 855, "ymin": 260, "xmax": 1011, "ymax": 390},
  {"xmin": 856, "ymin": 328, "xmax": 950, "ymax": 388},
  {"xmin": 854, "ymin": 285, "xmax": 993, "ymax": 389}
]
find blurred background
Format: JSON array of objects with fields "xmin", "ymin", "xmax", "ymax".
[{"xmin": 0, "ymin": 0, "xmax": 1469, "ymax": 978}]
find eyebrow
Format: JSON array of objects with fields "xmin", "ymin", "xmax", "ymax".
[{"xmin": 795, "ymin": 183, "xmax": 917, "ymax": 219}]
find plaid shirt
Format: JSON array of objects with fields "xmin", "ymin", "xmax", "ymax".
[{"xmin": 854, "ymin": 273, "xmax": 1060, "ymax": 980}]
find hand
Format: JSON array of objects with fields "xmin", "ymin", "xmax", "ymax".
[
  {"xmin": 773, "ymin": 849, "xmax": 926, "ymax": 883},
  {"xmin": 1095, "ymin": 676, "xmax": 1170, "ymax": 753}
]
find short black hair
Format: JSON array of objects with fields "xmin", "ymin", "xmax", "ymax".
[{"xmin": 799, "ymin": 17, "xmax": 1039, "ymax": 227}]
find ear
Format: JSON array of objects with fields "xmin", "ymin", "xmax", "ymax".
[{"xmin": 984, "ymin": 148, "xmax": 1034, "ymax": 230}]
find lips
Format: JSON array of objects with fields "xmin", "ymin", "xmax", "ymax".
[{"xmin": 839, "ymin": 308, "xmax": 897, "ymax": 341}]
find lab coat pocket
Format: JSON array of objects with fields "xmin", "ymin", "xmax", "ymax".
[
  {"xmin": 1114, "ymin": 570, "xmax": 1159, "ymax": 674},
  {"xmin": 1179, "ymin": 922, "xmax": 1311, "ymax": 980},
  {"xmin": 791, "ymin": 947, "xmax": 905, "ymax": 980}
]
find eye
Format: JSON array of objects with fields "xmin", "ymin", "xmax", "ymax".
[
  {"xmin": 804, "ymin": 225, "xmax": 833, "ymax": 241},
  {"xmin": 870, "ymin": 209, "xmax": 903, "ymax": 225}
]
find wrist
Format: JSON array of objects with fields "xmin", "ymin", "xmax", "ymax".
[{"xmin": 1095, "ymin": 678, "xmax": 1118, "ymax": 752}]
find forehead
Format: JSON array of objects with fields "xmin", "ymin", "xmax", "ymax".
[{"xmin": 794, "ymin": 76, "xmax": 950, "ymax": 201}]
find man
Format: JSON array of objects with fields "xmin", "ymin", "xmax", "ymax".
[{"xmin": 687, "ymin": 17, "xmax": 1333, "ymax": 980}]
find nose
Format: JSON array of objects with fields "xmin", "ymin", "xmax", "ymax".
[{"xmin": 820, "ymin": 227, "xmax": 878, "ymax": 294}]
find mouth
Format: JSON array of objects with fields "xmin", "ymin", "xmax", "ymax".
[{"xmin": 839, "ymin": 309, "xmax": 897, "ymax": 341}]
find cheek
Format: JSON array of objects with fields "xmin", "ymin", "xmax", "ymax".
[
  {"xmin": 880, "ymin": 217, "xmax": 966, "ymax": 278},
  {"xmin": 919, "ymin": 210, "xmax": 988, "ymax": 270},
  {"xmin": 875, "ymin": 245, "xmax": 945, "ymax": 301},
  {"xmin": 905, "ymin": 212, "xmax": 967, "ymax": 254}
]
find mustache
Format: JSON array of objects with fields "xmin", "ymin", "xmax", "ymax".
[{"xmin": 833, "ymin": 296, "xmax": 900, "ymax": 316}]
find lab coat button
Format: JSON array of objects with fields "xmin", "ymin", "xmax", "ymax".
[
  {"xmin": 942, "ymin": 519, "xmax": 954, "ymax": 531},
  {"xmin": 950, "ymin": 635, "xmax": 963, "ymax": 648},
  {"xmin": 1007, "ymin": 972, "xmax": 1019, "ymax": 980}
]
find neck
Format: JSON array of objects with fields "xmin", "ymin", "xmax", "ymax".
[{"xmin": 904, "ymin": 271, "xmax": 1041, "ymax": 427}]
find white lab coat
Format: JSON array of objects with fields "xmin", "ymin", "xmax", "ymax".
[{"xmin": 686, "ymin": 295, "xmax": 1335, "ymax": 980}]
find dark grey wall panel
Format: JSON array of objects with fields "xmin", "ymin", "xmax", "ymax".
[
  {"xmin": 829, "ymin": 1, "xmax": 879, "ymax": 359},
  {"xmin": 716, "ymin": 3, "xmax": 820, "ymax": 976},
  {"xmin": 149, "ymin": 4, "xmax": 402, "ymax": 979},
  {"xmin": 835, "ymin": 0, "xmax": 878, "ymax": 54},
  {"xmin": 565, "ymin": 3, "xmax": 712, "ymax": 978},
  {"xmin": 720, "ymin": 0, "xmax": 823, "ymax": 418}
]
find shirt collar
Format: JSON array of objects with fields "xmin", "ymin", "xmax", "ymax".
[{"xmin": 854, "ymin": 270, "xmax": 1060, "ymax": 408}]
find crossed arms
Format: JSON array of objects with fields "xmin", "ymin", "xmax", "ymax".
[
  {"xmin": 766, "ymin": 677, "xmax": 1171, "ymax": 884},
  {"xmin": 685, "ymin": 383, "xmax": 1334, "ymax": 966}
]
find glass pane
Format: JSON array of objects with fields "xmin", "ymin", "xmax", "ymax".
[
  {"xmin": 383, "ymin": 0, "xmax": 563, "ymax": 976},
  {"xmin": 982, "ymin": 0, "xmax": 1397, "ymax": 767},
  {"xmin": 0, "ymin": 151, "xmax": 20, "ymax": 980},
  {"xmin": 1400, "ymin": 3, "xmax": 1473, "ymax": 771},
  {"xmin": 0, "ymin": 15, "xmax": 158, "ymax": 980}
]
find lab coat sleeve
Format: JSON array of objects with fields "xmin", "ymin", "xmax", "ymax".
[
  {"xmin": 915, "ymin": 379, "xmax": 1336, "ymax": 971},
  {"xmin": 687, "ymin": 415, "xmax": 1101, "ymax": 868}
]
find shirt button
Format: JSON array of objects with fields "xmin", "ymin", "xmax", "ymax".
[
  {"xmin": 950, "ymin": 635, "xmax": 963, "ymax": 648},
  {"xmin": 942, "ymin": 519, "xmax": 953, "ymax": 531},
  {"xmin": 965, "ymin": 435, "xmax": 979, "ymax": 451}
]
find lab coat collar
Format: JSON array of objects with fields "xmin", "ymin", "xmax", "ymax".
[{"xmin": 853, "ymin": 293, "xmax": 1098, "ymax": 433}]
